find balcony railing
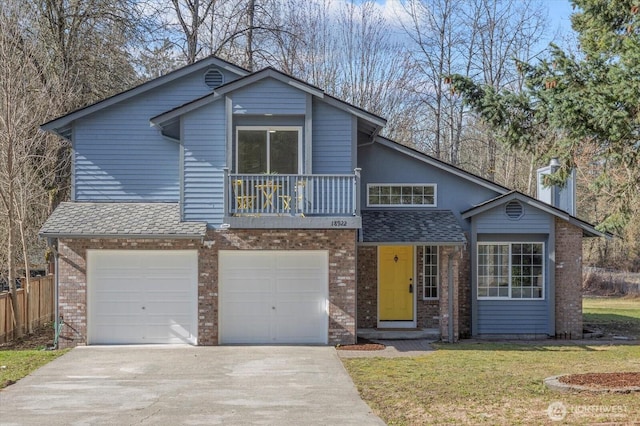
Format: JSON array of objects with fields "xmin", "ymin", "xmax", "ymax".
[{"xmin": 224, "ymin": 169, "xmax": 360, "ymax": 217}]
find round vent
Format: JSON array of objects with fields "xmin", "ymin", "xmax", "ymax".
[
  {"xmin": 505, "ymin": 200, "xmax": 524, "ymax": 219},
  {"xmin": 204, "ymin": 69, "xmax": 223, "ymax": 89}
]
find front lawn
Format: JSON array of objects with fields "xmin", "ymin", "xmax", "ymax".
[
  {"xmin": 583, "ymin": 296, "xmax": 640, "ymax": 338},
  {"xmin": 344, "ymin": 297, "xmax": 640, "ymax": 425},
  {"xmin": 0, "ymin": 349, "xmax": 67, "ymax": 388},
  {"xmin": 343, "ymin": 343, "xmax": 640, "ymax": 424}
]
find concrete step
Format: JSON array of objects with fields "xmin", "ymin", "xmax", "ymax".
[{"xmin": 357, "ymin": 328, "xmax": 440, "ymax": 340}]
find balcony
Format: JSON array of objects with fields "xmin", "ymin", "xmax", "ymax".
[{"xmin": 223, "ymin": 169, "xmax": 361, "ymax": 229}]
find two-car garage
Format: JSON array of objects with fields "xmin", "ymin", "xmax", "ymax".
[{"xmin": 86, "ymin": 249, "xmax": 329, "ymax": 345}]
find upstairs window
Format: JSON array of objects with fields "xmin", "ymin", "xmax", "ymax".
[
  {"xmin": 236, "ymin": 127, "xmax": 301, "ymax": 174},
  {"xmin": 367, "ymin": 184, "xmax": 436, "ymax": 207},
  {"xmin": 477, "ymin": 242, "xmax": 545, "ymax": 299}
]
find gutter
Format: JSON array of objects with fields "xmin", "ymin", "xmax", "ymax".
[
  {"xmin": 40, "ymin": 232, "xmax": 206, "ymax": 240},
  {"xmin": 47, "ymin": 238, "xmax": 61, "ymax": 349}
]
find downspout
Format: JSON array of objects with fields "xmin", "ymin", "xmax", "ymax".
[
  {"xmin": 48, "ymin": 238, "xmax": 62, "ymax": 349},
  {"xmin": 447, "ymin": 250, "xmax": 454, "ymax": 343}
]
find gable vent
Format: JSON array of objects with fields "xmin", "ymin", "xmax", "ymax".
[
  {"xmin": 204, "ymin": 69, "xmax": 223, "ymax": 89},
  {"xmin": 505, "ymin": 201, "xmax": 524, "ymax": 220}
]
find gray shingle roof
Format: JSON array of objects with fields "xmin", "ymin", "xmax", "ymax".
[
  {"xmin": 361, "ymin": 210, "xmax": 466, "ymax": 244},
  {"xmin": 40, "ymin": 202, "xmax": 207, "ymax": 238}
]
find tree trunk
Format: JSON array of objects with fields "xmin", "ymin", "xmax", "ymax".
[
  {"xmin": 246, "ymin": 0, "xmax": 255, "ymax": 71},
  {"xmin": 19, "ymin": 219, "xmax": 31, "ymax": 334},
  {"xmin": 7, "ymin": 195, "xmax": 22, "ymax": 339}
]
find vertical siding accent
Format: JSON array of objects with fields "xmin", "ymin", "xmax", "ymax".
[
  {"xmin": 73, "ymin": 70, "xmax": 217, "ymax": 201},
  {"xmin": 232, "ymin": 78, "xmax": 306, "ymax": 115},
  {"xmin": 182, "ymin": 100, "xmax": 226, "ymax": 225},
  {"xmin": 312, "ymin": 100, "xmax": 353, "ymax": 174}
]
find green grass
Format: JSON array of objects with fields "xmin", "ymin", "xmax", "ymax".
[
  {"xmin": 583, "ymin": 296, "xmax": 640, "ymax": 337},
  {"xmin": 343, "ymin": 343, "xmax": 640, "ymax": 425},
  {"xmin": 343, "ymin": 298, "xmax": 640, "ymax": 424},
  {"xmin": 0, "ymin": 349, "xmax": 68, "ymax": 389}
]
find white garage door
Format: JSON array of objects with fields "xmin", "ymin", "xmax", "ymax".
[
  {"xmin": 87, "ymin": 250, "xmax": 198, "ymax": 345},
  {"xmin": 219, "ymin": 251, "xmax": 328, "ymax": 344}
]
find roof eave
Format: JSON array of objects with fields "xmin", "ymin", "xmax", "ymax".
[
  {"xmin": 358, "ymin": 241, "xmax": 466, "ymax": 246},
  {"xmin": 42, "ymin": 56, "xmax": 249, "ymax": 133},
  {"xmin": 373, "ymin": 137, "xmax": 508, "ymax": 194},
  {"xmin": 40, "ymin": 232, "xmax": 206, "ymax": 240},
  {"xmin": 461, "ymin": 192, "xmax": 610, "ymax": 239}
]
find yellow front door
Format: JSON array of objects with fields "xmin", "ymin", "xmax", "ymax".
[{"xmin": 379, "ymin": 246, "xmax": 414, "ymax": 321}]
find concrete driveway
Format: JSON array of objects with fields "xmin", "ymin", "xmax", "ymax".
[{"xmin": 0, "ymin": 346, "xmax": 385, "ymax": 426}]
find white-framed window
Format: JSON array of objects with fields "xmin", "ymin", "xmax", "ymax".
[
  {"xmin": 422, "ymin": 245, "xmax": 438, "ymax": 299},
  {"xmin": 367, "ymin": 184, "xmax": 436, "ymax": 207},
  {"xmin": 477, "ymin": 242, "xmax": 545, "ymax": 300},
  {"xmin": 235, "ymin": 126, "xmax": 302, "ymax": 174}
]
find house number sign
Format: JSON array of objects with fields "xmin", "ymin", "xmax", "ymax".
[{"xmin": 330, "ymin": 220, "xmax": 348, "ymax": 227}]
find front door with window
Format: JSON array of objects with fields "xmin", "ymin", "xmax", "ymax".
[{"xmin": 378, "ymin": 246, "xmax": 415, "ymax": 326}]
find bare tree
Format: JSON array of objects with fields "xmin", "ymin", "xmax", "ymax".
[
  {"xmin": 401, "ymin": 0, "xmax": 547, "ymax": 182},
  {"xmin": 0, "ymin": 2, "xmax": 75, "ymax": 337}
]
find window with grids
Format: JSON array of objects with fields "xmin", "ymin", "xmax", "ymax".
[
  {"xmin": 477, "ymin": 243, "xmax": 544, "ymax": 299},
  {"xmin": 422, "ymin": 246, "xmax": 438, "ymax": 299},
  {"xmin": 367, "ymin": 184, "xmax": 436, "ymax": 207}
]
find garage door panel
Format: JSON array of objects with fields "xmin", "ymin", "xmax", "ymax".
[
  {"xmin": 88, "ymin": 250, "xmax": 198, "ymax": 345},
  {"xmin": 219, "ymin": 251, "xmax": 328, "ymax": 344}
]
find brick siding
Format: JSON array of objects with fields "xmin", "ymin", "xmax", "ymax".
[
  {"xmin": 438, "ymin": 246, "xmax": 461, "ymax": 342},
  {"xmin": 356, "ymin": 246, "xmax": 377, "ymax": 328},
  {"xmin": 554, "ymin": 218, "xmax": 584, "ymax": 338},
  {"xmin": 457, "ymin": 242, "xmax": 471, "ymax": 338},
  {"xmin": 56, "ymin": 229, "xmax": 356, "ymax": 348}
]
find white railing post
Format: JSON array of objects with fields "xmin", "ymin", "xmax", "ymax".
[
  {"xmin": 223, "ymin": 168, "xmax": 230, "ymax": 215},
  {"xmin": 354, "ymin": 168, "xmax": 361, "ymax": 216}
]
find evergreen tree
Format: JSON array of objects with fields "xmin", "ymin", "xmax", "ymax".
[{"xmin": 449, "ymin": 0, "xmax": 640, "ymax": 233}]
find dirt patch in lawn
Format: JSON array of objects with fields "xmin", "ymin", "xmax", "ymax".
[
  {"xmin": 336, "ymin": 338, "xmax": 385, "ymax": 351},
  {"xmin": 560, "ymin": 372, "xmax": 640, "ymax": 390},
  {"xmin": 0, "ymin": 323, "xmax": 55, "ymax": 351}
]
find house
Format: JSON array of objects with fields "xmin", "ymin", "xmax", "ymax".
[{"xmin": 40, "ymin": 56, "xmax": 606, "ymax": 348}]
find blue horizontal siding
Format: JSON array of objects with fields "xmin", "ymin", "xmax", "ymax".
[
  {"xmin": 477, "ymin": 300, "xmax": 549, "ymax": 334},
  {"xmin": 73, "ymin": 67, "xmax": 233, "ymax": 202},
  {"xmin": 182, "ymin": 100, "xmax": 226, "ymax": 225},
  {"xmin": 475, "ymin": 205, "xmax": 552, "ymax": 233},
  {"xmin": 312, "ymin": 100, "xmax": 353, "ymax": 173},
  {"xmin": 232, "ymin": 78, "xmax": 306, "ymax": 115}
]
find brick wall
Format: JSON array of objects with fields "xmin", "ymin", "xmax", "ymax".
[
  {"xmin": 554, "ymin": 218, "xmax": 583, "ymax": 338},
  {"xmin": 57, "ymin": 228, "xmax": 357, "ymax": 348},
  {"xmin": 356, "ymin": 246, "xmax": 377, "ymax": 328},
  {"xmin": 457, "ymin": 242, "xmax": 471, "ymax": 338},
  {"xmin": 439, "ymin": 246, "xmax": 461, "ymax": 342}
]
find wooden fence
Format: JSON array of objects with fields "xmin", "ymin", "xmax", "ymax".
[{"xmin": 0, "ymin": 275, "xmax": 55, "ymax": 344}]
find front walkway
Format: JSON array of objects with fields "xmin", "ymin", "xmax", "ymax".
[{"xmin": 337, "ymin": 339, "xmax": 437, "ymax": 358}]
